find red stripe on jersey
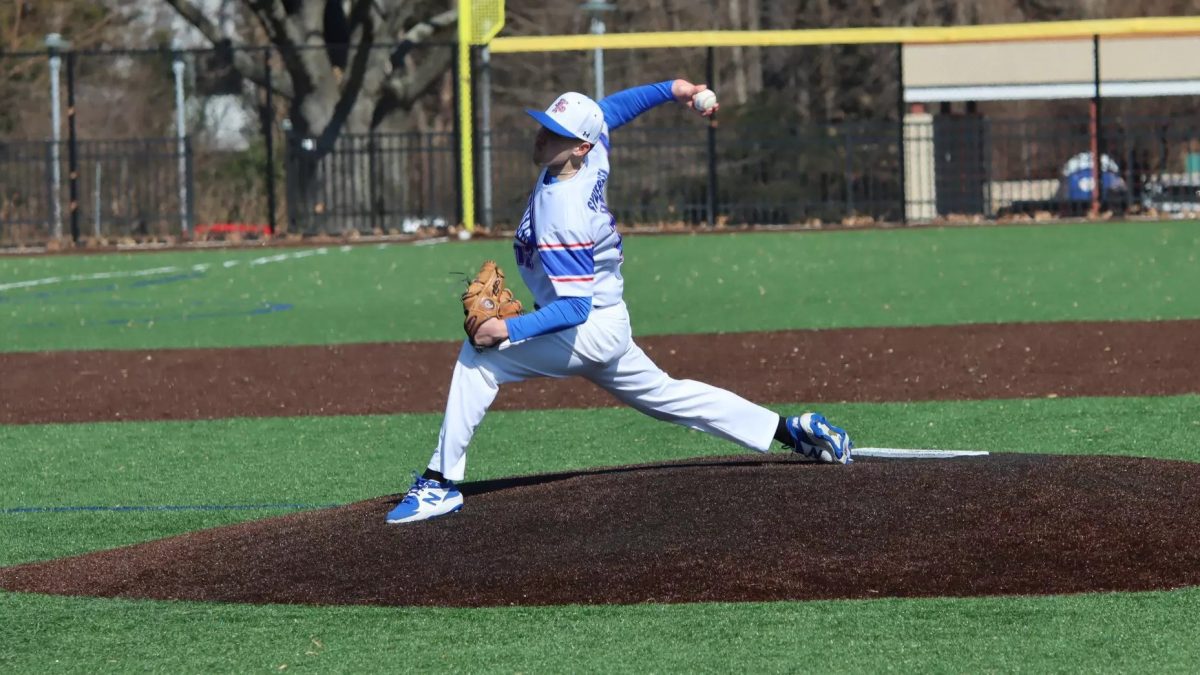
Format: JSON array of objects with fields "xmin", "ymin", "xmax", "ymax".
[
  {"xmin": 538, "ymin": 241, "xmax": 594, "ymax": 250},
  {"xmin": 549, "ymin": 275, "xmax": 595, "ymax": 282}
]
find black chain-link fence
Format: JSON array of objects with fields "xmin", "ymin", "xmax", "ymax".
[{"xmin": 2, "ymin": 43, "xmax": 1199, "ymax": 246}]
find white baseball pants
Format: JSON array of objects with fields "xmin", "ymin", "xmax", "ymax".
[{"xmin": 428, "ymin": 302, "xmax": 780, "ymax": 481}]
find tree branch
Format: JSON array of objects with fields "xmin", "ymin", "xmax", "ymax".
[
  {"xmin": 161, "ymin": 0, "xmax": 224, "ymax": 45},
  {"xmin": 244, "ymin": 0, "xmax": 292, "ymax": 43},
  {"xmin": 237, "ymin": 47, "xmax": 296, "ymax": 100},
  {"xmin": 383, "ymin": 9, "xmax": 456, "ymax": 106},
  {"xmin": 162, "ymin": 0, "xmax": 294, "ymax": 99}
]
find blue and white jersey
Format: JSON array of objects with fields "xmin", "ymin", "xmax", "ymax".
[{"xmin": 513, "ymin": 128, "xmax": 624, "ymax": 309}]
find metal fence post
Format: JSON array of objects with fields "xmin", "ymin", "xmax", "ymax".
[
  {"xmin": 282, "ymin": 119, "xmax": 297, "ymax": 233},
  {"xmin": 705, "ymin": 46, "xmax": 717, "ymax": 227},
  {"xmin": 896, "ymin": 42, "xmax": 907, "ymax": 225},
  {"xmin": 981, "ymin": 115, "xmax": 993, "ymax": 218},
  {"xmin": 452, "ymin": 43, "xmax": 464, "ymax": 227},
  {"xmin": 843, "ymin": 128, "xmax": 854, "ymax": 217},
  {"xmin": 367, "ymin": 130, "xmax": 378, "ymax": 233},
  {"xmin": 172, "ymin": 53, "xmax": 191, "ymax": 236},
  {"xmin": 480, "ymin": 45, "xmax": 494, "ymax": 229},
  {"xmin": 46, "ymin": 34, "xmax": 65, "ymax": 240},
  {"xmin": 65, "ymin": 49, "xmax": 80, "ymax": 243},
  {"xmin": 263, "ymin": 47, "xmax": 278, "ymax": 234},
  {"xmin": 93, "ymin": 162, "xmax": 102, "ymax": 238},
  {"xmin": 470, "ymin": 45, "xmax": 483, "ymax": 231},
  {"xmin": 43, "ymin": 142, "xmax": 55, "ymax": 232},
  {"xmin": 1090, "ymin": 34, "xmax": 1101, "ymax": 217},
  {"xmin": 186, "ymin": 136, "xmax": 196, "ymax": 230}
]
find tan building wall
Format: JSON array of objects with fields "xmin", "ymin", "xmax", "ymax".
[
  {"xmin": 904, "ymin": 36, "xmax": 1200, "ymax": 88},
  {"xmin": 1101, "ymin": 37, "xmax": 1200, "ymax": 82}
]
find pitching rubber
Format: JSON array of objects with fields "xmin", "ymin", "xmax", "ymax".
[{"xmin": 852, "ymin": 448, "xmax": 990, "ymax": 459}]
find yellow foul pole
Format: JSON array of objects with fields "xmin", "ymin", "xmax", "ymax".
[{"xmin": 458, "ymin": 1, "xmax": 476, "ymax": 232}]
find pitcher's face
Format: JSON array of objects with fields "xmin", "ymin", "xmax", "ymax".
[{"xmin": 532, "ymin": 127, "xmax": 589, "ymax": 167}]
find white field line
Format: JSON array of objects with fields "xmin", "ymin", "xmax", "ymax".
[
  {"xmin": 0, "ymin": 246, "xmax": 353, "ymax": 292},
  {"xmin": 413, "ymin": 237, "xmax": 449, "ymax": 247},
  {"xmin": 854, "ymin": 448, "xmax": 990, "ymax": 459},
  {"xmin": 0, "ymin": 265, "xmax": 181, "ymax": 291}
]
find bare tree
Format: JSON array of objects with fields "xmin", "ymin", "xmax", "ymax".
[
  {"xmin": 162, "ymin": 0, "xmax": 460, "ymax": 232},
  {"xmin": 162, "ymin": 0, "xmax": 457, "ymax": 142},
  {"xmin": 1, "ymin": 0, "xmax": 126, "ymax": 135}
]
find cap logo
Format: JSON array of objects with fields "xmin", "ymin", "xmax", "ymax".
[{"xmin": 552, "ymin": 98, "xmax": 568, "ymax": 113}]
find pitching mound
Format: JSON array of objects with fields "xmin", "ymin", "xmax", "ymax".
[{"xmin": 3, "ymin": 454, "xmax": 1200, "ymax": 607}]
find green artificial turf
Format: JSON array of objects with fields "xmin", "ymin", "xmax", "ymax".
[
  {"xmin": 3, "ymin": 395, "xmax": 1197, "ymax": 566},
  {"xmin": 2, "ymin": 220, "xmax": 1198, "ymax": 352},
  {"xmin": 3, "ymin": 221, "xmax": 1199, "ymax": 670},
  {"xmin": 2, "ymin": 395, "xmax": 1199, "ymax": 671},
  {"xmin": 3, "ymin": 588, "xmax": 1200, "ymax": 673}
]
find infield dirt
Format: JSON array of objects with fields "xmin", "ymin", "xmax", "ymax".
[{"xmin": 3, "ymin": 319, "xmax": 1198, "ymax": 425}]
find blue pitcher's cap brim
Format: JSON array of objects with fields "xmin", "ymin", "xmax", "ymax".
[{"xmin": 525, "ymin": 109, "xmax": 587, "ymax": 141}]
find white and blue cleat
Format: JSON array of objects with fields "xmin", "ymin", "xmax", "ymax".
[
  {"xmin": 787, "ymin": 412, "xmax": 853, "ymax": 465},
  {"xmin": 386, "ymin": 474, "xmax": 464, "ymax": 524}
]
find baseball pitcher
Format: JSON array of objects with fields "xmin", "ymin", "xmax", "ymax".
[{"xmin": 388, "ymin": 79, "xmax": 853, "ymax": 524}]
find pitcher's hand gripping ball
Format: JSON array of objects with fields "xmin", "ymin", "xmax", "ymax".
[
  {"xmin": 462, "ymin": 260, "xmax": 523, "ymax": 345},
  {"xmin": 692, "ymin": 89, "xmax": 717, "ymax": 113}
]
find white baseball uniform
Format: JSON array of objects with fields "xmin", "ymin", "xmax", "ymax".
[{"xmin": 427, "ymin": 116, "xmax": 779, "ymax": 482}]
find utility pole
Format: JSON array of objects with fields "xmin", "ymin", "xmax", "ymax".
[{"xmin": 581, "ymin": 1, "xmax": 616, "ymax": 99}]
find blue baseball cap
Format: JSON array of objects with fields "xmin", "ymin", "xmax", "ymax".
[{"xmin": 526, "ymin": 92, "xmax": 604, "ymax": 144}]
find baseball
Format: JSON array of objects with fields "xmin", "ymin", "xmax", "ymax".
[{"xmin": 692, "ymin": 89, "xmax": 717, "ymax": 112}]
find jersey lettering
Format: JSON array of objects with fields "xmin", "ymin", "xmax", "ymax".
[
  {"xmin": 587, "ymin": 170, "xmax": 623, "ymax": 262},
  {"xmin": 586, "ymin": 170, "xmax": 608, "ymax": 212},
  {"xmin": 514, "ymin": 194, "xmax": 536, "ymax": 269}
]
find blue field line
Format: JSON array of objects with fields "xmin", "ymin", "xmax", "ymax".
[{"xmin": 1, "ymin": 502, "xmax": 344, "ymax": 515}]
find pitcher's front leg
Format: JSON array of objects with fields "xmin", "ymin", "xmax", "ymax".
[{"xmin": 428, "ymin": 341, "xmax": 504, "ymax": 482}]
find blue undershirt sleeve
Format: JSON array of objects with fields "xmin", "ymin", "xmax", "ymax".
[
  {"xmin": 598, "ymin": 80, "xmax": 675, "ymax": 131},
  {"xmin": 506, "ymin": 295, "xmax": 593, "ymax": 343}
]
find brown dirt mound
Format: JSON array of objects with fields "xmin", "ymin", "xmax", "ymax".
[{"xmin": 3, "ymin": 453, "xmax": 1200, "ymax": 607}]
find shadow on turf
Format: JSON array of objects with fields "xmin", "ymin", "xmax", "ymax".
[{"xmin": 454, "ymin": 457, "xmax": 800, "ymax": 499}]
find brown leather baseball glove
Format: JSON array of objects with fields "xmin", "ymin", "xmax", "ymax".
[{"xmin": 462, "ymin": 260, "xmax": 523, "ymax": 343}]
